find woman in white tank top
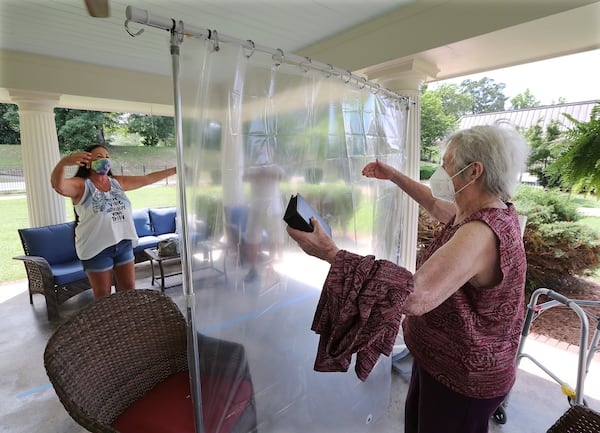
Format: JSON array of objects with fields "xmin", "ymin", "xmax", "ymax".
[{"xmin": 51, "ymin": 144, "xmax": 176, "ymax": 299}]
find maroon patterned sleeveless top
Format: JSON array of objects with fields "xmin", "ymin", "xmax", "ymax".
[{"xmin": 403, "ymin": 204, "xmax": 526, "ymax": 398}]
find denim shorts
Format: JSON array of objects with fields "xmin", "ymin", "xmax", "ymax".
[{"xmin": 81, "ymin": 239, "xmax": 134, "ymax": 272}]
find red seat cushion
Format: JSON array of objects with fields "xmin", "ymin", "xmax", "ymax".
[{"xmin": 112, "ymin": 371, "xmax": 253, "ymax": 433}]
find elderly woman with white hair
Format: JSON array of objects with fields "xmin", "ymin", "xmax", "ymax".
[{"xmin": 286, "ymin": 125, "xmax": 530, "ymax": 433}]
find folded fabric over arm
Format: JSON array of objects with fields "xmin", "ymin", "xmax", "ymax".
[{"xmin": 311, "ymin": 250, "xmax": 414, "ymax": 381}]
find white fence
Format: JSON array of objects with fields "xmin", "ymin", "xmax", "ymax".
[{"xmin": 0, "ymin": 165, "xmax": 174, "ymax": 194}]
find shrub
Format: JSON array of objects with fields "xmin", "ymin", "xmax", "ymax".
[
  {"xmin": 194, "ymin": 191, "xmax": 224, "ymax": 237},
  {"xmin": 523, "ymin": 221, "xmax": 600, "ymax": 292},
  {"xmin": 417, "ymin": 186, "xmax": 600, "ymax": 295},
  {"xmin": 513, "ymin": 186, "xmax": 579, "ymax": 226},
  {"xmin": 192, "ymin": 182, "xmax": 359, "ymax": 237},
  {"xmin": 419, "ymin": 162, "xmax": 437, "ymax": 180},
  {"xmin": 281, "ymin": 183, "xmax": 359, "ymax": 234}
]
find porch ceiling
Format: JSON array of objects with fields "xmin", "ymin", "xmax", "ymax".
[{"xmin": 0, "ymin": 0, "xmax": 598, "ymax": 113}]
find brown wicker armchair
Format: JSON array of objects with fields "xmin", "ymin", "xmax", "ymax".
[
  {"xmin": 15, "ymin": 223, "xmax": 91, "ymax": 320},
  {"xmin": 44, "ymin": 289, "xmax": 256, "ymax": 433},
  {"xmin": 547, "ymin": 404, "xmax": 600, "ymax": 433}
]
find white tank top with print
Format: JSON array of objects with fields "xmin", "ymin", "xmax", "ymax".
[{"xmin": 74, "ymin": 177, "xmax": 139, "ymax": 260}]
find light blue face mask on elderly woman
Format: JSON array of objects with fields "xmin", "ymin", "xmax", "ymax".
[
  {"xmin": 429, "ymin": 163, "xmax": 474, "ymax": 202},
  {"xmin": 91, "ymin": 158, "xmax": 111, "ymax": 176}
]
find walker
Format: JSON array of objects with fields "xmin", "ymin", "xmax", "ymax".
[{"xmin": 493, "ymin": 288, "xmax": 600, "ymax": 426}]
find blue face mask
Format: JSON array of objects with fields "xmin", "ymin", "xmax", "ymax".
[{"xmin": 91, "ymin": 158, "xmax": 111, "ymax": 175}]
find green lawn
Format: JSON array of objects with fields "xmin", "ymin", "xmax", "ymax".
[
  {"xmin": 0, "ymin": 144, "xmax": 177, "ymax": 168},
  {"xmin": 1, "ymin": 186, "xmax": 177, "ymax": 283}
]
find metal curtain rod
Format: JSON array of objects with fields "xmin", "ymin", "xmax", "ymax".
[{"xmin": 125, "ymin": 6, "xmax": 409, "ymax": 103}]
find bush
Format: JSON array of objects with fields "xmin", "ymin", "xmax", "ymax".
[
  {"xmin": 513, "ymin": 186, "xmax": 579, "ymax": 226},
  {"xmin": 523, "ymin": 221, "xmax": 600, "ymax": 292},
  {"xmin": 419, "ymin": 162, "xmax": 437, "ymax": 180},
  {"xmin": 417, "ymin": 186, "xmax": 600, "ymax": 295},
  {"xmin": 514, "ymin": 187, "xmax": 599, "ymax": 292},
  {"xmin": 281, "ymin": 183, "xmax": 359, "ymax": 234},
  {"xmin": 191, "ymin": 182, "xmax": 359, "ymax": 237},
  {"xmin": 193, "ymin": 190, "xmax": 224, "ymax": 237}
]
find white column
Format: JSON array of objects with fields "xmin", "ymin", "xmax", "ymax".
[
  {"xmin": 362, "ymin": 58, "xmax": 438, "ymax": 272},
  {"xmin": 9, "ymin": 90, "xmax": 66, "ymax": 227}
]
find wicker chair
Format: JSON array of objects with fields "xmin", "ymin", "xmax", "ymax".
[
  {"xmin": 44, "ymin": 289, "xmax": 256, "ymax": 433},
  {"xmin": 15, "ymin": 223, "xmax": 91, "ymax": 320},
  {"xmin": 547, "ymin": 404, "xmax": 600, "ymax": 433}
]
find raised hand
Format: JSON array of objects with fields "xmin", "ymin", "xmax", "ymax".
[{"xmin": 362, "ymin": 159, "xmax": 397, "ymax": 181}]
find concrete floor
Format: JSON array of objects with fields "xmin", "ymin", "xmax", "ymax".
[{"xmin": 2, "ymin": 258, "xmax": 600, "ymax": 433}]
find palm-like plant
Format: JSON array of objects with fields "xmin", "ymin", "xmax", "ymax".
[{"xmin": 548, "ymin": 103, "xmax": 600, "ymax": 194}]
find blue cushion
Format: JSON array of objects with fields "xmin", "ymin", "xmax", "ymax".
[
  {"xmin": 19, "ymin": 222, "xmax": 78, "ymax": 266},
  {"xmin": 134, "ymin": 236, "xmax": 161, "ymax": 253},
  {"xmin": 133, "ymin": 209, "xmax": 153, "ymax": 237},
  {"xmin": 52, "ymin": 262, "xmax": 87, "ymax": 286},
  {"xmin": 150, "ymin": 207, "xmax": 177, "ymax": 236},
  {"xmin": 225, "ymin": 205, "xmax": 248, "ymax": 231}
]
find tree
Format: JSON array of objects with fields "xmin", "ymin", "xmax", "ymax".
[
  {"xmin": 523, "ymin": 120, "xmax": 562, "ymax": 188},
  {"xmin": 547, "ymin": 103, "xmax": 600, "ymax": 193},
  {"xmin": 510, "ymin": 89, "xmax": 541, "ymax": 110},
  {"xmin": 459, "ymin": 77, "xmax": 507, "ymax": 114},
  {"xmin": 0, "ymin": 103, "xmax": 20, "ymax": 144},
  {"xmin": 55, "ymin": 109, "xmax": 119, "ymax": 152},
  {"xmin": 552, "ymin": 97, "xmax": 568, "ymax": 105},
  {"xmin": 127, "ymin": 114, "xmax": 175, "ymax": 147},
  {"xmin": 429, "ymin": 83, "xmax": 473, "ymax": 118},
  {"xmin": 420, "ymin": 89, "xmax": 457, "ymax": 161}
]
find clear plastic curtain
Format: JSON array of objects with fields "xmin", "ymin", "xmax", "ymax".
[{"xmin": 177, "ymin": 34, "xmax": 409, "ymax": 433}]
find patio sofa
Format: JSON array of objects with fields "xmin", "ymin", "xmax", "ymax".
[
  {"xmin": 132, "ymin": 206, "xmax": 179, "ymax": 263},
  {"xmin": 14, "ymin": 206, "xmax": 200, "ymax": 320}
]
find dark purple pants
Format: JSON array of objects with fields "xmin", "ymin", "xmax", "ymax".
[{"xmin": 404, "ymin": 360, "xmax": 505, "ymax": 433}]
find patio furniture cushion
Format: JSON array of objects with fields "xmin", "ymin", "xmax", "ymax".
[
  {"xmin": 135, "ymin": 235, "xmax": 162, "ymax": 251},
  {"xmin": 150, "ymin": 207, "xmax": 177, "ymax": 235},
  {"xmin": 44, "ymin": 290, "xmax": 257, "ymax": 433},
  {"xmin": 19, "ymin": 222, "xmax": 77, "ymax": 265},
  {"xmin": 111, "ymin": 371, "xmax": 253, "ymax": 433},
  {"xmin": 51, "ymin": 262, "xmax": 88, "ymax": 286},
  {"xmin": 132, "ymin": 208, "xmax": 153, "ymax": 237}
]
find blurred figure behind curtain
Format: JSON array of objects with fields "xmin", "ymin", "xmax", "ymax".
[{"xmin": 243, "ymin": 143, "xmax": 285, "ymax": 282}]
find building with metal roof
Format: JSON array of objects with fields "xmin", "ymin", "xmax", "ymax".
[{"xmin": 459, "ymin": 100, "xmax": 599, "ymax": 132}]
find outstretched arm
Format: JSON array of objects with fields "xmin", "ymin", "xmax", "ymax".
[
  {"xmin": 114, "ymin": 166, "xmax": 176, "ymax": 191},
  {"xmin": 288, "ymin": 216, "xmax": 500, "ymax": 317},
  {"xmin": 362, "ymin": 159, "xmax": 455, "ymax": 224}
]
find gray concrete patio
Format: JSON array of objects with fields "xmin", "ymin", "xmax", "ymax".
[{"xmin": 1, "ymin": 260, "xmax": 599, "ymax": 433}]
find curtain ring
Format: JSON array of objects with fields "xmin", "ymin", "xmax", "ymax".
[
  {"xmin": 244, "ymin": 40, "xmax": 255, "ymax": 58},
  {"xmin": 357, "ymin": 77, "xmax": 367, "ymax": 89},
  {"xmin": 272, "ymin": 48, "xmax": 284, "ymax": 68},
  {"xmin": 176, "ymin": 20, "xmax": 184, "ymax": 43},
  {"xmin": 324, "ymin": 63, "xmax": 334, "ymax": 78},
  {"xmin": 342, "ymin": 70, "xmax": 352, "ymax": 84},
  {"xmin": 124, "ymin": 19, "xmax": 144, "ymax": 37},
  {"xmin": 211, "ymin": 29, "xmax": 220, "ymax": 52},
  {"xmin": 371, "ymin": 83, "xmax": 381, "ymax": 94},
  {"xmin": 300, "ymin": 56, "xmax": 312, "ymax": 73}
]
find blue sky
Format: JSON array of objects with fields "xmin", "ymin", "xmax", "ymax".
[{"xmin": 431, "ymin": 49, "xmax": 600, "ymax": 106}]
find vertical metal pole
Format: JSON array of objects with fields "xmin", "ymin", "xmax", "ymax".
[{"xmin": 169, "ymin": 24, "xmax": 204, "ymax": 433}]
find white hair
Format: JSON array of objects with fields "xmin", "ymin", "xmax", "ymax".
[{"xmin": 445, "ymin": 124, "xmax": 530, "ymax": 200}]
